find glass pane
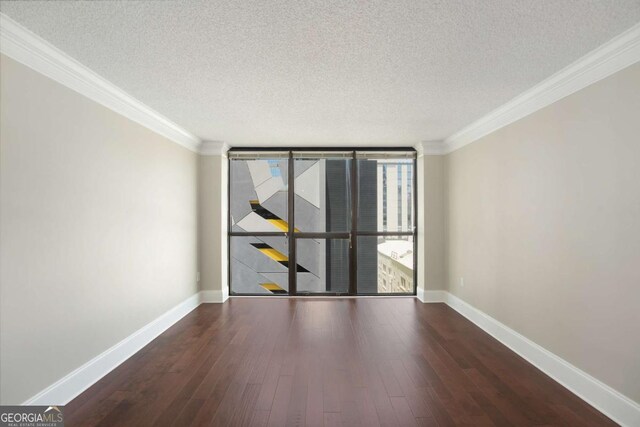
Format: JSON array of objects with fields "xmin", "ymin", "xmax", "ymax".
[
  {"xmin": 357, "ymin": 236, "xmax": 414, "ymax": 294},
  {"xmin": 230, "ymin": 158, "xmax": 289, "ymax": 232},
  {"xmin": 357, "ymin": 158, "xmax": 414, "ymax": 232},
  {"xmin": 293, "ymin": 156, "xmax": 351, "ymax": 232},
  {"xmin": 230, "ymin": 235, "xmax": 290, "ymax": 295},
  {"xmin": 296, "ymin": 238, "xmax": 350, "ymax": 293}
]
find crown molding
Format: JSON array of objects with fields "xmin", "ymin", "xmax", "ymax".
[
  {"xmin": 0, "ymin": 13, "xmax": 201, "ymax": 152},
  {"xmin": 4, "ymin": 10, "xmax": 638, "ymax": 156},
  {"xmin": 199, "ymin": 141, "xmax": 229, "ymax": 156},
  {"xmin": 415, "ymin": 140, "xmax": 446, "ymax": 156},
  {"xmin": 444, "ymin": 22, "xmax": 640, "ymax": 154}
]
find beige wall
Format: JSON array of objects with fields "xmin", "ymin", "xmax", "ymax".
[
  {"xmin": 419, "ymin": 155, "xmax": 447, "ymax": 291},
  {"xmin": 198, "ymin": 154, "xmax": 228, "ymax": 294},
  {"xmin": 0, "ymin": 55, "xmax": 199, "ymax": 404},
  {"xmin": 445, "ymin": 63, "xmax": 640, "ymax": 402}
]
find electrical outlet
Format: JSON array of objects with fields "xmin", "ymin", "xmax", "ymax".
[{"xmin": 460, "ymin": 277, "xmax": 464, "ymax": 288}]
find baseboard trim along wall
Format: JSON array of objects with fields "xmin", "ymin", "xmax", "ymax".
[
  {"xmin": 200, "ymin": 288, "xmax": 230, "ymax": 303},
  {"xmin": 420, "ymin": 291, "xmax": 640, "ymax": 427},
  {"xmin": 416, "ymin": 288, "xmax": 447, "ymax": 303},
  {"xmin": 22, "ymin": 290, "xmax": 228, "ymax": 406}
]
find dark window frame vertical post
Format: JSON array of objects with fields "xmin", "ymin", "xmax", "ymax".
[
  {"xmin": 288, "ymin": 151, "xmax": 296, "ymax": 295},
  {"xmin": 349, "ymin": 151, "xmax": 358, "ymax": 295}
]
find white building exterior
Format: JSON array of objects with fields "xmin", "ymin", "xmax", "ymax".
[
  {"xmin": 377, "ymin": 239, "xmax": 413, "ymax": 293},
  {"xmin": 376, "ymin": 160, "xmax": 413, "ymax": 232}
]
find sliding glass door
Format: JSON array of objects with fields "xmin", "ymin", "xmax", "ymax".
[
  {"xmin": 229, "ymin": 149, "xmax": 416, "ymax": 296},
  {"xmin": 292, "ymin": 152, "xmax": 353, "ymax": 294},
  {"xmin": 229, "ymin": 152, "xmax": 290, "ymax": 295},
  {"xmin": 355, "ymin": 153, "xmax": 416, "ymax": 294}
]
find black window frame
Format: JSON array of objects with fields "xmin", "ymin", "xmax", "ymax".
[{"xmin": 227, "ymin": 147, "xmax": 417, "ymax": 296}]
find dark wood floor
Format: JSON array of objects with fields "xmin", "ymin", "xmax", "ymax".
[{"xmin": 64, "ymin": 298, "xmax": 616, "ymax": 426}]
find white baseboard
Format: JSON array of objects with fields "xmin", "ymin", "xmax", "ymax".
[
  {"xmin": 22, "ymin": 288, "xmax": 235, "ymax": 406},
  {"xmin": 23, "ymin": 292, "xmax": 202, "ymax": 405},
  {"xmin": 200, "ymin": 287, "xmax": 229, "ymax": 303},
  {"xmin": 433, "ymin": 291, "xmax": 639, "ymax": 427},
  {"xmin": 416, "ymin": 287, "xmax": 448, "ymax": 302}
]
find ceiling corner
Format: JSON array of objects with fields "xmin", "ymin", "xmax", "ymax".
[{"xmin": 199, "ymin": 141, "xmax": 229, "ymax": 156}]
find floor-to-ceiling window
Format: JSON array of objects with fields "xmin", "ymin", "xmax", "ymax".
[{"xmin": 228, "ymin": 149, "xmax": 416, "ymax": 296}]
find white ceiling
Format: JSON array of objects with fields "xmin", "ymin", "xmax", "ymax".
[{"xmin": 1, "ymin": 1, "xmax": 639, "ymax": 147}]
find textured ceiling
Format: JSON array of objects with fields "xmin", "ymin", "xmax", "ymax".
[{"xmin": 2, "ymin": 1, "xmax": 639, "ymax": 147}]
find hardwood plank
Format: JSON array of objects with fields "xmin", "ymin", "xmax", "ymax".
[
  {"xmin": 390, "ymin": 396, "xmax": 418, "ymax": 427},
  {"xmin": 63, "ymin": 299, "xmax": 618, "ymax": 427},
  {"xmin": 267, "ymin": 375, "xmax": 294, "ymax": 427},
  {"xmin": 249, "ymin": 409, "xmax": 271, "ymax": 427},
  {"xmin": 323, "ymin": 412, "xmax": 342, "ymax": 427},
  {"xmin": 305, "ymin": 354, "xmax": 324, "ymax": 427}
]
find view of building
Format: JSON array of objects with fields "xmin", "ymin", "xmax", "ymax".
[
  {"xmin": 376, "ymin": 238, "xmax": 414, "ymax": 293},
  {"xmin": 377, "ymin": 159, "xmax": 413, "ymax": 232},
  {"xmin": 373, "ymin": 159, "xmax": 414, "ymax": 292}
]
